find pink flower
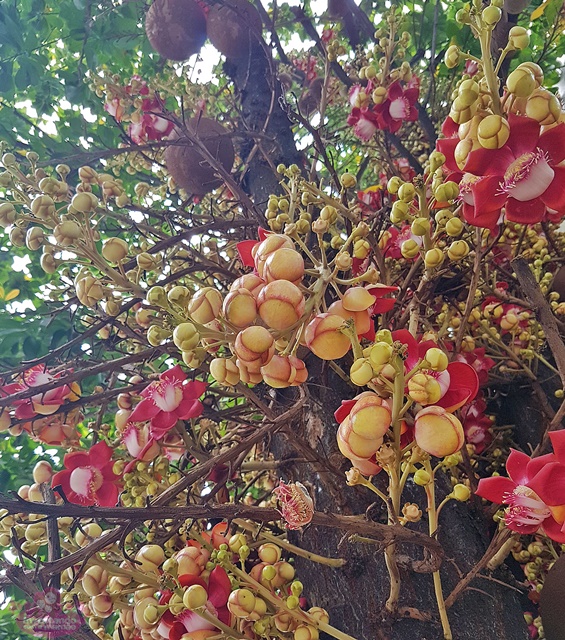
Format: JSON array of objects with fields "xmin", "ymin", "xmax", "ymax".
[
  {"xmin": 1, "ymin": 365, "xmax": 78, "ymax": 420},
  {"xmin": 460, "ymin": 394, "xmax": 493, "ymax": 453},
  {"xmin": 51, "ymin": 441, "xmax": 122, "ymax": 506},
  {"xmin": 273, "ymin": 481, "xmax": 314, "ymax": 530},
  {"xmin": 374, "ymin": 80, "xmax": 419, "ymax": 133},
  {"xmin": 476, "ymin": 430, "xmax": 565, "ymax": 541},
  {"xmin": 159, "ymin": 567, "xmax": 232, "ymax": 640},
  {"xmin": 455, "ymin": 348, "xmax": 496, "ymax": 386},
  {"xmin": 104, "ymin": 98, "xmax": 125, "ymax": 122},
  {"xmin": 347, "ymin": 107, "xmax": 379, "ymax": 141},
  {"xmin": 129, "ymin": 366, "xmax": 207, "ymax": 439},
  {"xmin": 381, "ymin": 224, "xmax": 423, "ymax": 260}
]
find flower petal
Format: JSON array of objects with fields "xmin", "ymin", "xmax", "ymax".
[
  {"xmin": 549, "ymin": 430, "xmax": 565, "ymax": 464},
  {"xmin": 475, "ymin": 476, "xmax": 516, "ymax": 504},
  {"xmin": 540, "ymin": 166, "xmax": 565, "ymax": 213},
  {"xmin": 435, "ymin": 362, "xmax": 479, "ymax": 412},
  {"xmin": 63, "ymin": 450, "xmax": 91, "ymax": 471},
  {"xmin": 506, "ymin": 114, "xmax": 540, "ymax": 158},
  {"xmin": 541, "ymin": 515, "xmax": 565, "ymax": 543},
  {"xmin": 334, "ymin": 398, "xmax": 357, "ymax": 424},
  {"xmin": 95, "ymin": 481, "xmax": 119, "ymax": 507},
  {"xmin": 129, "ymin": 397, "xmax": 160, "ymax": 422},
  {"xmin": 150, "ymin": 410, "xmax": 178, "ymax": 438},
  {"xmin": 207, "ymin": 566, "xmax": 231, "ymax": 608},
  {"xmin": 538, "ymin": 122, "xmax": 565, "ymax": 165},
  {"xmin": 505, "ymin": 448, "xmax": 532, "ymax": 485},
  {"xmin": 465, "ymin": 147, "xmax": 514, "ymax": 176},
  {"xmin": 183, "ymin": 380, "xmax": 208, "ymax": 400},
  {"xmin": 162, "ymin": 365, "xmax": 187, "ymax": 383},
  {"xmin": 505, "ymin": 196, "xmax": 546, "ymax": 224},
  {"xmin": 236, "ymin": 240, "xmax": 258, "ymax": 267},
  {"xmin": 89, "ymin": 441, "xmax": 113, "ymax": 468},
  {"xmin": 528, "ymin": 462, "xmax": 565, "ymax": 506}
]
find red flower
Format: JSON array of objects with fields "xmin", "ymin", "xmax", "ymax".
[
  {"xmin": 455, "ymin": 348, "xmax": 496, "ymax": 386},
  {"xmin": 374, "ymin": 80, "xmax": 419, "ymax": 133},
  {"xmin": 476, "ymin": 430, "xmax": 565, "ymax": 542},
  {"xmin": 439, "ymin": 115, "xmax": 565, "ymax": 226},
  {"xmin": 129, "ymin": 366, "xmax": 207, "ymax": 440},
  {"xmin": 460, "ymin": 393, "xmax": 493, "ymax": 453},
  {"xmin": 347, "ymin": 107, "xmax": 380, "ymax": 141},
  {"xmin": 51, "ymin": 441, "xmax": 122, "ymax": 506},
  {"xmin": 1, "ymin": 365, "xmax": 78, "ymax": 420},
  {"xmin": 381, "ymin": 224, "xmax": 422, "ymax": 260}
]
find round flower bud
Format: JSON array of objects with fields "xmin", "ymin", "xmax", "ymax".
[
  {"xmin": 387, "ymin": 177, "xmax": 403, "ymax": 194},
  {"xmin": 449, "ymin": 96, "xmax": 478, "ymax": 124},
  {"xmin": 260, "ymin": 354, "xmax": 307, "ymax": 388},
  {"xmin": 54, "ymin": 220, "xmax": 81, "ymax": 246},
  {"xmin": 350, "ymin": 359, "xmax": 374, "ymax": 386},
  {"xmin": 257, "ymin": 280, "xmax": 305, "ymax": 330},
  {"xmin": 305, "ymin": 313, "xmax": 351, "ymax": 361},
  {"xmin": 264, "ymin": 248, "xmax": 305, "ymax": 284},
  {"xmin": 102, "ymin": 237, "xmax": 129, "ymax": 263},
  {"xmin": 447, "ymin": 240, "xmax": 470, "ymax": 261},
  {"xmin": 401, "ymin": 239, "xmax": 420, "ymax": 259},
  {"xmin": 258, "ymin": 543, "xmax": 281, "ymax": 564},
  {"xmin": 295, "ymin": 624, "xmax": 319, "ymax": 640},
  {"xmin": 444, "ymin": 44, "xmax": 461, "ymax": 69},
  {"xmin": 424, "ymin": 348, "xmax": 448, "ymax": 372},
  {"xmin": 234, "ymin": 325, "xmax": 275, "ymax": 366},
  {"xmin": 445, "ymin": 217, "xmax": 463, "ymax": 237},
  {"xmin": 372, "ymin": 86, "xmax": 387, "ymax": 104},
  {"xmin": 173, "ymin": 323, "xmax": 200, "ymax": 351},
  {"xmin": 482, "ymin": 5, "xmax": 502, "ymax": 26},
  {"xmin": 457, "ymin": 79, "xmax": 480, "ymax": 107},
  {"xmin": 369, "ymin": 342, "xmax": 393, "ymax": 367},
  {"xmin": 517, "ymin": 61, "xmax": 543, "ymax": 86},
  {"xmin": 31, "ymin": 195, "xmax": 55, "ymax": 220},
  {"xmin": 509, "ymin": 25, "xmax": 529, "ymax": 50},
  {"xmin": 26, "ymin": 227, "xmax": 44, "ymax": 251},
  {"xmin": 71, "ymin": 191, "xmax": 99, "ymax": 213},
  {"xmin": 411, "ymin": 217, "xmax": 430, "ymax": 237},
  {"xmin": 340, "ymin": 173, "xmax": 357, "ymax": 189},
  {"xmin": 189, "ymin": 287, "xmax": 223, "ymax": 323},
  {"xmin": 424, "ymin": 248, "xmax": 445, "ymax": 268},
  {"xmin": 32, "ymin": 460, "xmax": 53, "ymax": 484},
  {"xmin": 167, "ymin": 285, "xmax": 191, "ymax": 307},
  {"xmin": 0, "ymin": 202, "xmax": 17, "ymax": 228},
  {"xmin": 261, "ymin": 564, "xmax": 277, "ymax": 582},
  {"xmin": 408, "ymin": 372, "xmax": 442, "ymax": 405},
  {"xmin": 353, "ymin": 238, "xmax": 370, "ymax": 259},
  {"xmin": 76, "ymin": 275, "xmax": 104, "ymax": 307},
  {"xmin": 506, "ymin": 67, "xmax": 536, "ymax": 98},
  {"xmin": 434, "ymin": 181, "xmax": 459, "ymax": 203},
  {"xmin": 210, "ymin": 357, "xmax": 240, "ymax": 386},
  {"xmin": 147, "ymin": 326, "xmax": 168, "ymax": 346},
  {"xmin": 397, "ymin": 182, "xmax": 416, "ymax": 203},
  {"xmin": 478, "ymin": 114, "xmax": 510, "ymax": 149},
  {"xmin": 223, "ymin": 288, "xmax": 257, "ymax": 328},
  {"xmin": 526, "ymin": 88, "xmax": 562, "ymax": 125},
  {"xmin": 402, "ymin": 503, "xmax": 422, "ymax": 522},
  {"xmin": 183, "ymin": 584, "xmax": 208, "ymax": 610},
  {"xmin": 413, "ymin": 469, "xmax": 431, "ymax": 486},
  {"xmin": 137, "ymin": 252, "xmax": 157, "ymax": 271},
  {"xmin": 452, "ymin": 483, "xmax": 471, "ymax": 501},
  {"xmin": 414, "ymin": 406, "xmax": 464, "ymax": 457},
  {"xmin": 228, "ymin": 589, "xmax": 256, "ymax": 618}
]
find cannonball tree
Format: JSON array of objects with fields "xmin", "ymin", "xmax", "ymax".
[{"xmin": 0, "ymin": 1, "xmax": 564, "ymax": 639}]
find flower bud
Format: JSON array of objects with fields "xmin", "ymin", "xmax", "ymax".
[
  {"xmin": 397, "ymin": 182, "xmax": 416, "ymax": 203},
  {"xmin": 429, "ymin": 151, "xmax": 446, "ymax": 173},
  {"xmin": 434, "ymin": 181, "xmax": 459, "ymax": 203},
  {"xmin": 137, "ymin": 252, "xmax": 157, "ymax": 271},
  {"xmin": 71, "ymin": 191, "xmax": 99, "ymax": 213},
  {"xmin": 76, "ymin": 275, "xmax": 104, "ymax": 307},
  {"xmin": 260, "ymin": 354, "xmax": 308, "ymax": 388},
  {"xmin": 402, "ymin": 503, "xmax": 422, "ymax": 522},
  {"xmin": 413, "ymin": 469, "xmax": 431, "ymax": 486},
  {"xmin": 82, "ymin": 566, "xmax": 109, "ymax": 597},
  {"xmin": 350, "ymin": 359, "xmax": 374, "ymax": 386},
  {"xmin": 183, "ymin": 584, "xmax": 208, "ymax": 610},
  {"xmin": 445, "ymin": 217, "xmax": 463, "ymax": 237},
  {"xmin": 452, "ymin": 483, "xmax": 471, "ymax": 501},
  {"xmin": 506, "ymin": 67, "xmax": 536, "ymax": 98},
  {"xmin": 228, "ymin": 589, "xmax": 256, "ymax": 618},
  {"xmin": 508, "ymin": 25, "xmax": 529, "ymax": 50},
  {"xmin": 295, "ymin": 624, "xmax": 319, "ymax": 640},
  {"xmin": 32, "ymin": 460, "xmax": 53, "ymax": 484},
  {"xmin": 210, "ymin": 357, "xmax": 240, "ymax": 386},
  {"xmin": 415, "ymin": 406, "xmax": 464, "ymax": 457},
  {"xmin": 188, "ymin": 287, "xmax": 223, "ymax": 323},
  {"xmin": 305, "ymin": 313, "xmax": 351, "ymax": 360},
  {"xmin": 372, "ymin": 86, "xmax": 387, "ymax": 105},
  {"xmin": 335, "ymin": 251, "xmax": 353, "ymax": 270},
  {"xmin": 477, "ymin": 114, "xmax": 510, "ymax": 149},
  {"xmin": 102, "ymin": 237, "xmax": 129, "ymax": 263},
  {"xmin": 223, "ymin": 288, "xmax": 257, "ymax": 328},
  {"xmin": 408, "ymin": 372, "xmax": 442, "ymax": 404},
  {"xmin": 353, "ymin": 238, "xmax": 370, "ymax": 259},
  {"xmin": 526, "ymin": 88, "xmax": 562, "ymax": 125},
  {"xmin": 448, "ymin": 240, "xmax": 470, "ymax": 261},
  {"xmin": 257, "ymin": 280, "xmax": 305, "ymax": 330},
  {"xmin": 401, "ymin": 239, "xmax": 420, "ymax": 259},
  {"xmin": 411, "ymin": 217, "xmax": 430, "ymax": 237},
  {"xmin": 387, "ymin": 177, "xmax": 403, "ymax": 194},
  {"xmin": 54, "ymin": 220, "xmax": 81, "ymax": 246},
  {"xmin": 424, "ymin": 248, "xmax": 445, "ymax": 268},
  {"xmin": 369, "ymin": 342, "xmax": 393, "ymax": 367},
  {"xmin": 482, "ymin": 5, "xmax": 501, "ymax": 25},
  {"xmin": 26, "ymin": 227, "xmax": 44, "ymax": 251},
  {"xmin": 136, "ymin": 545, "xmax": 165, "ymax": 571},
  {"xmin": 258, "ymin": 543, "xmax": 282, "ymax": 564},
  {"xmin": 264, "ymin": 248, "xmax": 305, "ymax": 284},
  {"xmin": 445, "ymin": 44, "xmax": 461, "ymax": 69},
  {"xmin": 424, "ymin": 348, "xmax": 448, "ymax": 372},
  {"xmin": 173, "ymin": 323, "xmax": 200, "ymax": 351},
  {"xmin": 340, "ymin": 173, "xmax": 357, "ymax": 189},
  {"xmin": 518, "ymin": 61, "xmax": 543, "ymax": 86}
]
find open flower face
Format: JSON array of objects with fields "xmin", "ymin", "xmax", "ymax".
[
  {"xmin": 476, "ymin": 431, "xmax": 565, "ymax": 541},
  {"xmin": 51, "ymin": 441, "xmax": 122, "ymax": 507},
  {"xmin": 273, "ymin": 481, "xmax": 314, "ymax": 530},
  {"xmin": 129, "ymin": 365, "xmax": 207, "ymax": 440}
]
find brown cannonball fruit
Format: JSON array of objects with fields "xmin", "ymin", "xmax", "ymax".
[
  {"xmin": 206, "ymin": 0, "xmax": 262, "ymax": 59},
  {"xmin": 145, "ymin": 0, "xmax": 207, "ymax": 61},
  {"xmin": 164, "ymin": 117, "xmax": 234, "ymax": 195}
]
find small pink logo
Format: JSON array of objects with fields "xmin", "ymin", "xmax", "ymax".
[{"xmin": 17, "ymin": 588, "xmax": 82, "ymax": 638}]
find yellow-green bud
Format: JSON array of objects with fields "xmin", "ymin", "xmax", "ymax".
[
  {"xmin": 429, "ymin": 151, "xmax": 446, "ymax": 173},
  {"xmin": 261, "ymin": 565, "xmax": 277, "ymax": 582},
  {"xmin": 509, "ymin": 25, "xmax": 529, "ymax": 50},
  {"xmin": 424, "ymin": 248, "xmax": 445, "ymax": 268},
  {"xmin": 398, "ymin": 183, "xmax": 416, "ymax": 203},
  {"xmin": 414, "ymin": 469, "xmax": 431, "ymax": 486},
  {"xmin": 452, "ymin": 484, "xmax": 471, "ymax": 501},
  {"xmin": 350, "ymin": 359, "xmax": 374, "ymax": 386},
  {"xmin": 183, "ymin": 584, "xmax": 208, "ymax": 610},
  {"xmin": 478, "ymin": 114, "xmax": 510, "ymax": 150},
  {"xmin": 340, "ymin": 173, "xmax": 357, "ymax": 189},
  {"xmin": 506, "ymin": 67, "xmax": 536, "ymax": 98},
  {"xmin": 411, "ymin": 217, "xmax": 431, "ymax": 237},
  {"xmin": 369, "ymin": 342, "xmax": 393, "ymax": 367},
  {"xmin": 146, "ymin": 286, "xmax": 167, "ymax": 307},
  {"xmin": 424, "ymin": 348, "xmax": 448, "ymax": 372},
  {"xmin": 434, "ymin": 181, "xmax": 459, "ymax": 202},
  {"xmin": 387, "ymin": 177, "xmax": 403, "ymax": 194},
  {"xmin": 447, "ymin": 240, "xmax": 470, "ymax": 261},
  {"xmin": 445, "ymin": 217, "xmax": 463, "ymax": 237},
  {"xmin": 482, "ymin": 5, "xmax": 502, "ymax": 26},
  {"xmin": 445, "ymin": 45, "xmax": 461, "ymax": 69},
  {"xmin": 401, "ymin": 239, "xmax": 420, "ymax": 259}
]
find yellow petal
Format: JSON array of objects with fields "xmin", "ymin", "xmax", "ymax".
[{"xmin": 531, "ymin": 0, "xmax": 550, "ymax": 20}]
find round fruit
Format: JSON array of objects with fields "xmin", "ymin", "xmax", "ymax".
[
  {"xmin": 145, "ymin": 0, "xmax": 207, "ymax": 61},
  {"xmin": 206, "ymin": 0, "xmax": 262, "ymax": 59},
  {"xmin": 164, "ymin": 117, "xmax": 234, "ymax": 195}
]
